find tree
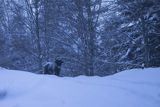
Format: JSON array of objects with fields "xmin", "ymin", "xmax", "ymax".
[{"xmin": 116, "ymin": 0, "xmax": 160, "ymax": 67}]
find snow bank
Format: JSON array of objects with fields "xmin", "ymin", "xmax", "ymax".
[{"xmin": 0, "ymin": 68, "xmax": 160, "ymax": 107}]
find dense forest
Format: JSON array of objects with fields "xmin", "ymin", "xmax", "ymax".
[{"xmin": 0, "ymin": 0, "xmax": 160, "ymax": 76}]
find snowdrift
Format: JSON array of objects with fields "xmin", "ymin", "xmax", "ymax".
[{"xmin": 0, "ymin": 68, "xmax": 160, "ymax": 107}]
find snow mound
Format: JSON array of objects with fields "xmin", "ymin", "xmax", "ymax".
[{"xmin": 0, "ymin": 68, "xmax": 160, "ymax": 107}]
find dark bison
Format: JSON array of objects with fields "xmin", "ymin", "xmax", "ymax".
[{"xmin": 43, "ymin": 59, "xmax": 63, "ymax": 76}]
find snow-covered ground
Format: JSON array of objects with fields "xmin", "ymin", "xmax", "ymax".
[{"xmin": 0, "ymin": 67, "xmax": 160, "ymax": 107}]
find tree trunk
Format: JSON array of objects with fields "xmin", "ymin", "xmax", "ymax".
[
  {"xmin": 86, "ymin": 0, "xmax": 96, "ymax": 76},
  {"xmin": 35, "ymin": 0, "xmax": 42, "ymax": 70},
  {"xmin": 141, "ymin": 17, "xmax": 150, "ymax": 67},
  {"xmin": 44, "ymin": 0, "xmax": 50, "ymax": 61}
]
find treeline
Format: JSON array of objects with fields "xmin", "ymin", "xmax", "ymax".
[{"xmin": 0, "ymin": 0, "xmax": 160, "ymax": 76}]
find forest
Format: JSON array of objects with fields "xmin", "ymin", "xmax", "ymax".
[{"xmin": 0, "ymin": 0, "xmax": 160, "ymax": 76}]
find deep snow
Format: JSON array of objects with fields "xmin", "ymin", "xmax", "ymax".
[{"xmin": 0, "ymin": 67, "xmax": 160, "ymax": 107}]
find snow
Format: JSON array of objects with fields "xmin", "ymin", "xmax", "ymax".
[
  {"xmin": 0, "ymin": 67, "xmax": 160, "ymax": 107},
  {"xmin": 43, "ymin": 62, "xmax": 54, "ymax": 67}
]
